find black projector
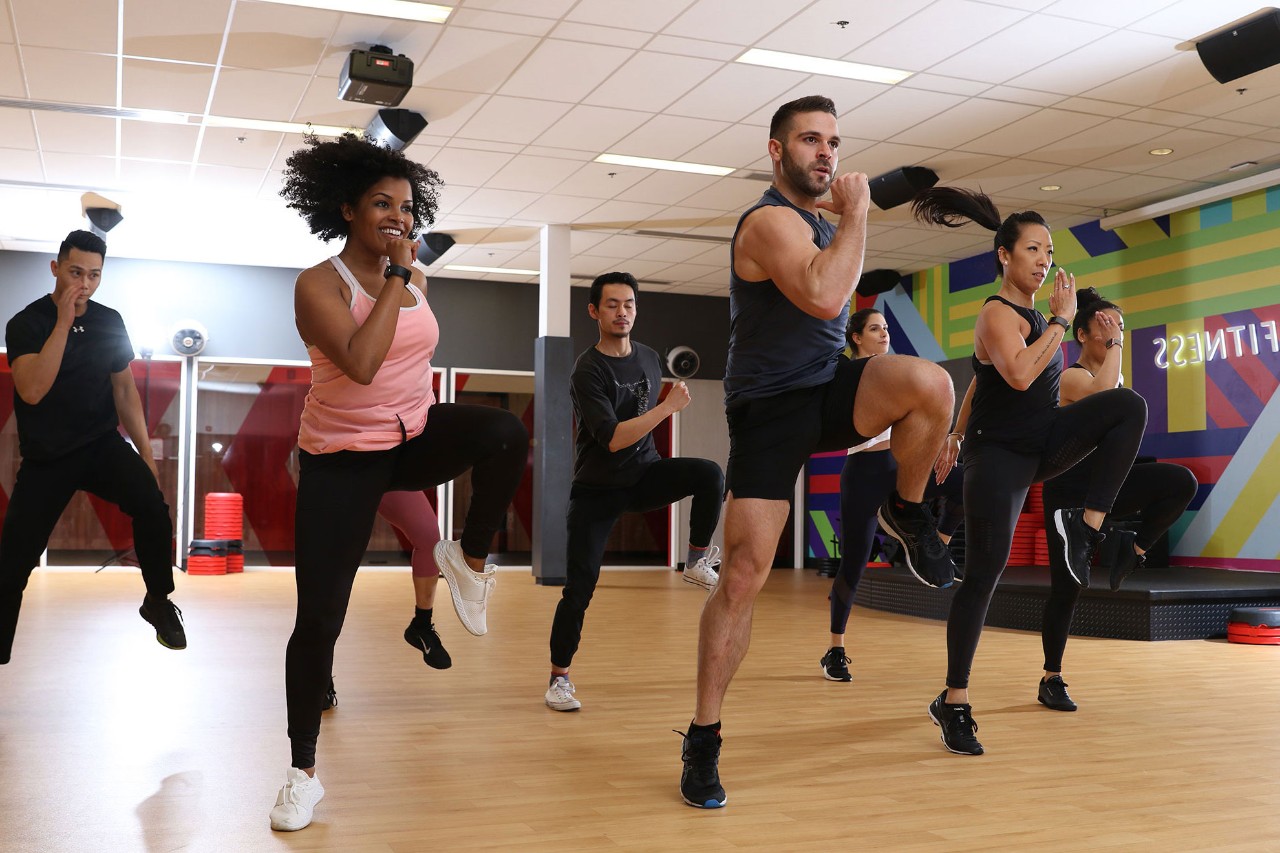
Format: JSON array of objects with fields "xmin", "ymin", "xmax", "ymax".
[{"xmin": 339, "ymin": 46, "xmax": 413, "ymax": 107}]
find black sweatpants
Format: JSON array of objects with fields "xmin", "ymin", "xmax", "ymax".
[
  {"xmin": 0, "ymin": 430, "xmax": 173, "ymax": 663},
  {"xmin": 1038, "ymin": 458, "xmax": 1197, "ymax": 672},
  {"xmin": 945, "ymin": 388, "xmax": 1146, "ymax": 689},
  {"xmin": 287, "ymin": 404, "xmax": 528, "ymax": 768},
  {"xmin": 830, "ymin": 449, "xmax": 963, "ymax": 635},
  {"xmin": 549, "ymin": 457, "xmax": 724, "ymax": 669}
]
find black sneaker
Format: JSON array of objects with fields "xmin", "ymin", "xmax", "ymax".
[
  {"xmin": 139, "ymin": 595, "xmax": 186, "ymax": 650},
  {"xmin": 1108, "ymin": 529, "xmax": 1144, "ymax": 592},
  {"xmin": 1037, "ymin": 675, "xmax": 1077, "ymax": 711},
  {"xmin": 820, "ymin": 647, "xmax": 852, "ymax": 682},
  {"xmin": 877, "ymin": 495, "xmax": 956, "ymax": 588},
  {"xmin": 677, "ymin": 726, "xmax": 726, "ymax": 808},
  {"xmin": 1052, "ymin": 508, "xmax": 1106, "ymax": 588},
  {"xmin": 404, "ymin": 620, "xmax": 452, "ymax": 670},
  {"xmin": 322, "ymin": 677, "xmax": 338, "ymax": 711},
  {"xmin": 927, "ymin": 691, "xmax": 983, "ymax": 755}
]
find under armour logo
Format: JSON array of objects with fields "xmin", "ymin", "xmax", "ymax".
[{"xmin": 71, "ymin": 326, "xmax": 85, "ymax": 333}]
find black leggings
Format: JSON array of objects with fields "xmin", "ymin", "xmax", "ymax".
[
  {"xmin": 0, "ymin": 431, "xmax": 173, "ymax": 663},
  {"xmin": 830, "ymin": 450, "xmax": 963, "ymax": 635},
  {"xmin": 286, "ymin": 403, "xmax": 528, "ymax": 768},
  {"xmin": 1038, "ymin": 458, "xmax": 1197, "ymax": 672},
  {"xmin": 549, "ymin": 457, "xmax": 724, "ymax": 669},
  {"xmin": 945, "ymin": 388, "xmax": 1146, "ymax": 689}
]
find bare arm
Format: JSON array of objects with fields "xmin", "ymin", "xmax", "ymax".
[
  {"xmin": 112, "ymin": 368, "xmax": 159, "ymax": 480},
  {"xmin": 977, "ymin": 268, "xmax": 1075, "ymax": 392},
  {"xmin": 736, "ymin": 173, "xmax": 870, "ymax": 320},
  {"xmin": 934, "ymin": 376, "xmax": 975, "ymax": 482},
  {"xmin": 1059, "ymin": 315, "xmax": 1124, "ymax": 406},
  {"xmin": 607, "ymin": 381, "xmax": 691, "ymax": 452},
  {"xmin": 294, "ymin": 239, "xmax": 421, "ymax": 386},
  {"xmin": 11, "ymin": 286, "xmax": 81, "ymax": 405}
]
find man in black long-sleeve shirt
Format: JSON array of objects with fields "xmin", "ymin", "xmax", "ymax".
[
  {"xmin": 0, "ymin": 229, "xmax": 185, "ymax": 664},
  {"xmin": 544, "ymin": 271, "xmax": 724, "ymax": 712}
]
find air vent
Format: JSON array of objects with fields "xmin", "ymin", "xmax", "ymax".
[
  {"xmin": 630, "ymin": 229, "xmax": 731, "ymax": 244},
  {"xmin": 0, "ymin": 96, "xmax": 188, "ymax": 122},
  {"xmin": 736, "ymin": 170, "xmax": 773, "ymax": 182}
]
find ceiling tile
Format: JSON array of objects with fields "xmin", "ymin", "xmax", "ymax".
[
  {"xmin": 118, "ymin": 158, "xmax": 193, "ymax": 191},
  {"xmin": 676, "ymin": 176, "xmax": 768, "ymax": 211},
  {"xmin": 329, "ymin": 14, "xmax": 443, "ymax": 68},
  {"xmin": 846, "ymin": 141, "xmax": 947, "ymax": 178},
  {"xmin": 566, "ymin": 0, "xmax": 694, "ymax": 31},
  {"xmin": 1015, "ymin": 29, "xmax": 1182, "ymax": 96},
  {"xmin": 681, "ymin": 124, "xmax": 772, "ymax": 171},
  {"xmin": 1142, "ymin": 139, "xmax": 1280, "ymax": 182},
  {"xmin": 197, "ymin": 126, "xmax": 281, "ymax": 169},
  {"xmin": 583, "ymin": 51, "xmax": 722, "ymax": 113},
  {"xmin": 193, "ymin": 163, "xmax": 268, "ymax": 194},
  {"xmin": 932, "ymin": 14, "xmax": 1109, "ymax": 85},
  {"xmin": 665, "ymin": 63, "xmax": 805, "ymax": 123},
  {"xmin": 422, "ymin": 148, "xmax": 513, "ymax": 187},
  {"xmin": 499, "ymin": 39, "xmax": 632, "ymax": 102},
  {"xmin": 0, "ymin": 43, "xmax": 24, "ymax": 97},
  {"xmin": 848, "ymin": 0, "xmax": 1027, "ymax": 72},
  {"xmin": 1041, "ymin": 0, "xmax": 1173, "ymax": 28},
  {"xmin": 398, "ymin": 88, "xmax": 489, "ymax": 139},
  {"xmin": 577, "ymin": 199, "xmax": 666, "ymax": 229},
  {"xmin": 635, "ymin": 238, "xmax": 719, "ymax": 263},
  {"xmin": 0, "ymin": 3, "xmax": 12, "ymax": 44},
  {"xmin": 758, "ymin": 0, "xmax": 933, "ymax": 57},
  {"xmin": 515, "ymin": 193, "xmax": 604, "ymax": 223},
  {"xmin": 121, "ymin": 119, "xmax": 199, "ymax": 162},
  {"xmin": 450, "ymin": 187, "xmax": 544, "ymax": 219},
  {"xmin": 290, "ymin": 77, "xmax": 377, "ymax": 127},
  {"xmin": 1082, "ymin": 52, "xmax": 1210, "ymax": 108},
  {"xmin": 550, "ymin": 161, "xmax": 650, "ymax": 199},
  {"xmin": 223, "ymin": 2, "xmax": 336, "ymax": 74},
  {"xmin": 1125, "ymin": 0, "xmax": 1272, "ymax": 39},
  {"xmin": 1122, "ymin": 107, "xmax": 1201, "ymax": 128},
  {"xmin": 412, "ymin": 27, "xmax": 539, "ymax": 93},
  {"xmin": 32, "ymin": 112, "xmax": 116, "ymax": 156},
  {"xmin": 23, "ymin": 47, "xmax": 116, "ymax": 105},
  {"xmin": 210, "ymin": 68, "xmax": 311, "ymax": 121},
  {"xmin": 958, "ymin": 108, "xmax": 1108, "ymax": 158},
  {"xmin": 1217, "ymin": 94, "xmax": 1280, "ymax": 128},
  {"xmin": 41, "ymin": 152, "xmax": 119, "ymax": 188},
  {"xmin": 1031, "ymin": 117, "xmax": 1173, "ymax": 168},
  {"xmin": 615, "ymin": 170, "xmax": 718, "ymax": 205},
  {"xmin": 0, "ymin": 108, "xmax": 34, "ymax": 148},
  {"xmin": 458, "ymin": 0, "xmax": 576, "ymax": 17},
  {"xmin": 0, "ymin": 147, "xmax": 41, "ymax": 182},
  {"xmin": 485, "ymin": 155, "xmax": 584, "ymax": 194},
  {"xmin": 123, "ymin": 58, "xmax": 214, "ymax": 113},
  {"xmin": 445, "ymin": 8, "xmax": 556, "ymax": 36},
  {"xmin": 1051, "ymin": 97, "xmax": 1131, "ymax": 118},
  {"xmin": 612, "ymin": 114, "xmax": 730, "ymax": 161},
  {"xmin": 11, "ymin": 0, "xmax": 116, "ymax": 53},
  {"xmin": 662, "ymin": 0, "xmax": 813, "ymax": 46},
  {"xmin": 531, "ymin": 104, "xmax": 651, "ymax": 153},
  {"xmin": 123, "ymin": 0, "xmax": 231, "ymax": 64},
  {"xmin": 895, "ymin": 98, "xmax": 1037, "ymax": 150},
  {"xmin": 1053, "ymin": 172, "xmax": 1197, "ymax": 207},
  {"xmin": 549, "ymin": 21, "xmax": 650, "ymax": 49},
  {"xmin": 643, "ymin": 33, "xmax": 740, "ymax": 61},
  {"xmin": 838, "ymin": 88, "xmax": 969, "ymax": 144},
  {"xmin": 455, "ymin": 95, "xmax": 571, "ymax": 145}
]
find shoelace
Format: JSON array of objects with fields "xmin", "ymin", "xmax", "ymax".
[
  {"xmin": 946, "ymin": 706, "xmax": 979, "ymax": 736},
  {"xmin": 698, "ymin": 545, "xmax": 722, "ymax": 569},
  {"xmin": 826, "ymin": 651, "xmax": 852, "ymax": 667}
]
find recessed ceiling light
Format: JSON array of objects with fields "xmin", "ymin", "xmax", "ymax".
[
  {"xmin": 735, "ymin": 48, "xmax": 912, "ymax": 85},
  {"xmin": 1040, "ymin": 184, "xmax": 1061, "ymax": 192},
  {"xmin": 443, "ymin": 264, "xmax": 539, "ymax": 276},
  {"xmin": 201, "ymin": 115, "xmax": 358, "ymax": 136},
  {"xmin": 1149, "ymin": 147, "xmax": 1174, "ymax": 156},
  {"xmin": 594, "ymin": 153, "xmax": 735, "ymax": 177},
  {"xmin": 249, "ymin": 0, "xmax": 452, "ymax": 23}
]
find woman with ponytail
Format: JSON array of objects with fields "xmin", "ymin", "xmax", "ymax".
[
  {"xmin": 913, "ymin": 187, "xmax": 1147, "ymax": 755},
  {"xmin": 1035, "ymin": 289, "xmax": 1197, "ymax": 710}
]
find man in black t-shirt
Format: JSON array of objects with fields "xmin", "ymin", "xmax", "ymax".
[
  {"xmin": 544, "ymin": 271, "xmax": 724, "ymax": 712},
  {"xmin": 0, "ymin": 230, "xmax": 185, "ymax": 664}
]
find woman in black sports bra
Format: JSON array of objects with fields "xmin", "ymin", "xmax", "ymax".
[
  {"xmin": 1037, "ymin": 288, "xmax": 1197, "ymax": 710},
  {"xmin": 912, "ymin": 187, "xmax": 1147, "ymax": 756}
]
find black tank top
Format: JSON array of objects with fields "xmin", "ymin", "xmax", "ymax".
[
  {"xmin": 967, "ymin": 294, "xmax": 1061, "ymax": 453},
  {"xmin": 723, "ymin": 187, "xmax": 843, "ymax": 404}
]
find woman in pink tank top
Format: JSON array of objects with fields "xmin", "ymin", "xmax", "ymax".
[{"xmin": 268, "ymin": 133, "xmax": 529, "ymax": 833}]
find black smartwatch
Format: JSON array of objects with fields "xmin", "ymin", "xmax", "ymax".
[
  {"xmin": 384, "ymin": 263, "xmax": 413, "ymax": 283},
  {"xmin": 1048, "ymin": 316, "xmax": 1070, "ymax": 332}
]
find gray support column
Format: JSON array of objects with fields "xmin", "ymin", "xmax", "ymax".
[{"xmin": 533, "ymin": 224, "xmax": 573, "ymax": 585}]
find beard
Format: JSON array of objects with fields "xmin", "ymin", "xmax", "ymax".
[{"xmin": 780, "ymin": 148, "xmax": 832, "ymax": 198}]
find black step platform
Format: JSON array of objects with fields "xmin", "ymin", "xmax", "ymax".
[{"xmin": 852, "ymin": 564, "xmax": 1280, "ymax": 641}]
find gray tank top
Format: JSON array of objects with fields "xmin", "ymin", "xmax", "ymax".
[{"xmin": 723, "ymin": 187, "xmax": 844, "ymax": 404}]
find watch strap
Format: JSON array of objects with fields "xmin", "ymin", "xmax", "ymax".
[{"xmin": 384, "ymin": 263, "xmax": 413, "ymax": 283}]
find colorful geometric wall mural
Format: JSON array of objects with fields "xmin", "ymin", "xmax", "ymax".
[{"xmin": 808, "ymin": 185, "xmax": 1280, "ymax": 572}]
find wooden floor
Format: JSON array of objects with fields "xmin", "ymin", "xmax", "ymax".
[{"xmin": 3, "ymin": 567, "xmax": 1278, "ymax": 853}]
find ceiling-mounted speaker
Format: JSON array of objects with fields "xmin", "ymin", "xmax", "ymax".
[
  {"xmin": 417, "ymin": 232, "xmax": 455, "ymax": 265},
  {"xmin": 366, "ymin": 108, "xmax": 427, "ymax": 150},
  {"xmin": 856, "ymin": 269, "xmax": 901, "ymax": 297},
  {"xmin": 171, "ymin": 320, "xmax": 208, "ymax": 357},
  {"xmin": 666, "ymin": 346, "xmax": 699, "ymax": 379},
  {"xmin": 869, "ymin": 165, "xmax": 939, "ymax": 210},
  {"xmin": 1195, "ymin": 10, "xmax": 1280, "ymax": 84}
]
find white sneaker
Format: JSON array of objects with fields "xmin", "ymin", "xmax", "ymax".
[
  {"xmin": 269, "ymin": 767, "xmax": 324, "ymax": 832},
  {"xmin": 545, "ymin": 676, "xmax": 581, "ymax": 711},
  {"xmin": 683, "ymin": 546, "xmax": 721, "ymax": 590},
  {"xmin": 434, "ymin": 539, "xmax": 496, "ymax": 636}
]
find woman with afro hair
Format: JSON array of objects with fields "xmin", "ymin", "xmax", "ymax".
[{"xmin": 269, "ymin": 133, "xmax": 528, "ymax": 832}]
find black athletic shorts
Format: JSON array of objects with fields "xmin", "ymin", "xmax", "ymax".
[{"xmin": 725, "ymin": 354, "xmax": 871, "ymax": 501}]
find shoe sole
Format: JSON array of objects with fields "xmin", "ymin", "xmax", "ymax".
[
  {"xmin": 1053, "ymin": 509, "xmax": 1088, "ymax": 587},
  {"xmin": 270, "ymin": 787, "xmax": 324, "ymax": 832},
  {"xmin": 876, "ymin": 508, "xmax": 952, "ymax": 589},
  {"xmin": 822, "ymin": 666, "xmax": 852, "ymax": 682},
  {"xmin": 1037, "ymin": 696, "xmax": 1077, "ymax": 712},
  {"xmin": 545, "ymin": 699, "xmax": 581, "ymax": 711},
  {"xmin": 434, "ymin": 541, "xmax": 489, "ymax": 636},
  {"xmin": 681, "ymin": 791, "xmax": 727, "ymax": 809},
  {"xmin": 682, "ymin": 572, "xmax": 716, "ymax": 591},
  {"xmin": 927, "ymin": 700, "xmax": 984, "ymax": 755},
  {"xmin": 139, "ymin": 606, "xmax": 187, "ymax": 650}
]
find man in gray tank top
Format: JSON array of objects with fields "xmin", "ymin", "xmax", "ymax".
[{"xmin": 677, "ymin": 95, "xmax": 959, "ymax": 810}]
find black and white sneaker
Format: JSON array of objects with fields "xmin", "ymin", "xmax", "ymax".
[
  {"xmin": 820, "ymin": 647, "xmax": 852, "ymax": 682},
  {"xmin": 321, "ymin": 677, "xmax": 338, "ymax": 711},
  {"xmin": 877, "ymin": 494, "xmax": 956, "ymax": 588},
  {"xmin": 677, "ymin": 726, "xmax": 726, "ymax": 808},
  {"xmin": 1052, "ymin": 508, "xmax": 1106, "ymax": 588},
  {"xmin": 404, "ymin": 620, "xmax": 452, "ymax": 669},
  {"xmin": 1037, "ymin": 675, "xmax": 1077, "ymax": 711},
  {"xmin": 1108, "ymin": 529, "xmax": 1144, "ymax": 591},
  {"xmin": 927, "ymin": 691, "xmax": 984, "ymax": 755},
  {"xmin": 139, "ymin": 595, "xmax": 187, "ymax": 650}
]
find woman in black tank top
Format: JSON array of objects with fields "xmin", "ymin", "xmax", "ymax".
[
  {"xmin": 912, "ymin": 188, "xmax": 1147, "ymax": 756},
  {"xmin": 1039, "ymin": 289, "xmax": 1197, "ymax": 686}
]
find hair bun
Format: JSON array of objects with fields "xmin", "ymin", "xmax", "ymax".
[{"xmin": 1075, "ymin": 286, "xmax": 1102, "ymax": 309}]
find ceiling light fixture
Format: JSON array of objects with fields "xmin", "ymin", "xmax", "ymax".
[
  {"xmin": 249, "ymin": 0, "xmax": 452, "ymax": 23},
  {"xmin": 1149, "ymin": 147, "xmax": 1174, "ymax": 156},
  {"xmin": 200, "ymin": 115, "xmax": 358, "ymax": 136},
  {"xmin": 443, "ymin": 264, "xmax": 539, "ymax": 276},
  {"xmin": 735, "ymin": 48, "xmax": 912, "ymax": 84},
  {"xmin": 1040, "ymin": 184, "xmax": 1061, "ymax": 191},
  {"xmin": 594, "ymin": 153, "xmax": 735, "ymax": 177},
  {"xmin": 1228, "ymin": 160, "xmax": 1259, "ymax": 172}
]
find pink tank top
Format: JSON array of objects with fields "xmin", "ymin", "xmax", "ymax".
[{"xmin": 298, "ymin": 256, "xmax": 439, "ymax": 453}]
